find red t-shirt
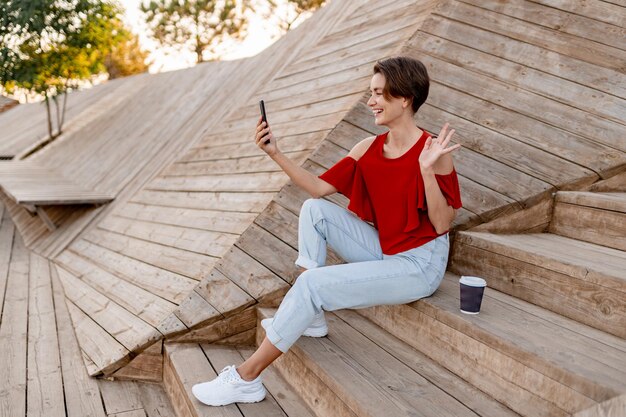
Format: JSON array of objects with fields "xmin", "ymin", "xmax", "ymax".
[{"xmin": 318, "ymin": 129, "xmax": 463, "ymax": 255}]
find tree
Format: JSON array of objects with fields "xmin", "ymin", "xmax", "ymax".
[
  {"xmin": 141, "ymin": 0, "xmax": 253, "ymax": 63},
  {"xmin": 0, "ymin": 0, "xmax": 139, "ymax": 142},
  {"xmin": 273, "ymin": 0, "xmax": 326, "ymax": 32},
  {"xmin": 105, "ymin": 29, "xmax": 151, "ymax": 79}
]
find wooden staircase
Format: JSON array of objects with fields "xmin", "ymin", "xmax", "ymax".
[{"xmin": 160, "ymin": 189, "xmax": 626, "ymax": 417}]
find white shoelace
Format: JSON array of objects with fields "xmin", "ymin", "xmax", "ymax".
[{"xmin": 218, "ymin": 365, "xmax": 241, "ymax": 385}]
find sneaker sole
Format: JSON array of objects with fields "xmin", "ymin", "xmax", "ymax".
[{"xmin": 194, "ymin": 390, "xmax": 266, "ymax": 406}]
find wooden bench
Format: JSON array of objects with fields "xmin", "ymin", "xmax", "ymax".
[{"xmin": 0, "ymin": 162, "xmax": 114, "ymax": 230}]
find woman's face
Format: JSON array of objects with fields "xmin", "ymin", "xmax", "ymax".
[{"xmin": 367, "ymin": 73, "xmax": 410, "ymax": 126}]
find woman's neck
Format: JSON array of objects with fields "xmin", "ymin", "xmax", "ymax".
[{"xmin": 386, "ymin": 123, "xmax": 423, "ymax": 149}]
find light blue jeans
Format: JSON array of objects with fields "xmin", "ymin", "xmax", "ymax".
[{"xmin": 264, "ymin": 198, "xmax": 450, "ymax": 353}]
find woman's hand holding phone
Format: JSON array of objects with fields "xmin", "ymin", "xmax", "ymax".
[{"xmin": 255, "ymin": 115, "xmax": 278, "ymax": 157}]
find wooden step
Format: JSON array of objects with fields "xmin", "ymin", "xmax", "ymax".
[
  {"xmin": 550, "ymin": 191, "xmax": 626, "ymax": 251},
  {"xmin": 450, "ymin": 231, "xmax": 626, "ymax": 338},
  {"xmin": 355, "ymin": 273, "xmax": 626, "ymax": 417},
  {"xmin": 256, "ymin": 307, "xmax": 521, "ymax": 417},
  {"xmin": 163, "ymin": 342, "xmax": 316, "ymax": 417}
]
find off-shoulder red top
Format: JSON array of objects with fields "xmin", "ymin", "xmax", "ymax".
[{"xmin": 318, "ymin": 129, "xmax": 462, "ymax": 255}]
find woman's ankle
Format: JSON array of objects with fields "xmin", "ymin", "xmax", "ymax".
[{"xmin": 235, "ymin": 366, "xmax": 258, "ymax": 382}]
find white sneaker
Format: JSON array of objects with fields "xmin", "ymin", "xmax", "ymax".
[
  {"xmin": 261, "ymin": 312, "xmax": 328, "ymax": 338},
  {"xmin": 192, "ymin": 364, "xmax": 266, "ymax": 406}
]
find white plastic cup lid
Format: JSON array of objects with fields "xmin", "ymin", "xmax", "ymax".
[{"xmin": 460, "ymin": 276, "xmax": 487, "ymax": 287}]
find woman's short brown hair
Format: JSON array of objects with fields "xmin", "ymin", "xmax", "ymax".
[{"xmin": 373, "ymin": 56, "xmax": 429, "ymax": 114}]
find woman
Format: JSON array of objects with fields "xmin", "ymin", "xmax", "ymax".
[{"xmin": 192, "ymin": 56, "xmax": 463, "ymax": 407}]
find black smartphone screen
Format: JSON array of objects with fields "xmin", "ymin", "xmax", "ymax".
[{"xmin": 259, "ymin": 100, "xmax": 270, "ymax": 144}]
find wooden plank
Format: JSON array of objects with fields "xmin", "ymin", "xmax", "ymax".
[
  {"xmin": 163, "ymin": 343, "xmax": 242, "ymax": 417},
  {"xmin": 586, "ymin": 172, "xmax": 626, "ymax": 192},
  {"xmin": 98, "ymin": 379, "xmax": 144, "ymax": 415},
  {"xmin": 237, "ymin": 346, "xmax": 317, "ymax": 417},
  {"xmin": 470, "ymin": 197, "xmax": 553, "ymax": 234},
  {"xmin": 332, "ymin": 309, "xmax": 520, "ymax": 417},
  {"xmin": 358, "ymin": 301, "xmax": 572, "ymax": 417},
  {"xmin": 199, "ymin": 344, "xmax": 289, "ymax": 416},
  {"xmin": 62, "ymin": 297, "xmax": 131, "ymax": 376},
  {"xmin": 555, "ymin": 192, "xmax": 626, "ymax": 213},
  {"xmin": 435, "ymin": 1, "xmax": 626, "ymax": 72},
  {"xmin": 136, "ymin": 381, "xmax": 178, "ymax": 417},
  {"xmin": 168, "ymin": 305, "xmax": 262, "ymax": 344},
  {"xmin": 234, "ymin": 83, "xmax": 367, "ymax": 123},
  {"xmin": 287, "ymin": 315, "xmax": 484, "ymax": 417},
  {"xmin": 236, "ymin": 223, "xmax": 301, "ymax": 285},
  {"xmin": 172, "ymin": 289, "xmax": 221, "ymax": 328},
  {"xmin": 226, "ymin": 94, "xmax": 358, "ymax": 129},
  {"xmin": 192, "ymin": 268, "xmax": 256, "ymax": 318},
  {"xmin": 162, "ymin": 150, "xmax": 310, "ymax": 177},
  {"xmin": 215, "ymin": 246, "xmax": 288, "ymax": 301},
  {"xmin": 288, "ymin": 0, "xmax": 429, "ymax": 62},
  {"xmin": 96, "ymin": 215, "xmax": 238, "ymax": 266},
  {"xmin": 112, "ymin": 340, "xmax": 163, "ymax": 383},
  {"xmin": 254, "ymin": 201, "xmax": 346, "ymax": 266},
  {"xmin": 183, "ymin": 131, "xmax": 323, "ymax": 161},
  {"xmin": 82, "ymin": 228, "xmax": 219, "ymax": 281},
  {"xmin": 419, "ymin": 53, "xmax": 626, "ymax": 154},
  {"xmin": 421, "ymin": 78, "xmax": 609, "ymax": 180},
  {"xmin": 55, "ymin": 250, "xmax": 177, "ymax": 327},
  {"xmin": 450, "ymin": 232, "xmax": 626, "ymax": 338},
  {"xmin": 0, "ymin": 208, "xmax": 15, "ymax": 316},
  {"xmin": 313, "ymin": 313, "xmax": 488, "ymax": 417},
  {"xmin": 406, "ymin": 6, "xmax": 623, "ymax": 104},
  {"xmin": 110, "ymin": 410, "xmax": 147, "ymax": 417},
  {"xmin": 415, "ymin": 20, "xmax": 626, "ymax": 125},
  {"xmin": 162, "ymin": 348, "xmax": 196, "ymax": 417},
  {"xmin": 485, "ymin": 0, "xmax": 626, "ymax": 45},
  {"xmin": 534, "ymin": 0, "xmax": 626, "ymax": 27},
  {"xmin": 56, "ymin": 264, "xmax": 162, "ymax": 353},
  {"xmin": 255, "ymin": 307, "xmax": 359, "ymax": 417},
  {"xmin": 50, "ymin": 259, "xmax": 108, "ymax": 417},
  {"xmin": 416, "ymin": 274, "xmax": 626, "ymax": 401},
  {"xmin": 550, "ymin": 203, "xmax": 626, "ymax": 250},
  {"xmin": 64, "ymin": 237, "xmax": 196, "ymax": 304},
  {"xmin": 130, "ymin": 190, "xmax": 272, "ymax": 213},
  {"xmin": 416, "ymin": 83, "xmax": 602, "ymax": 187},
  {"xmin": 0, "ymin": 232, "xmax": 29, "ymax": 417},
  {"xmin": 27, "ymin": 255, "xmax": 65, "ymax": 417},
  {"xmin": 573, "ymin": 393, "xmax": 626, "ymax": 417}
]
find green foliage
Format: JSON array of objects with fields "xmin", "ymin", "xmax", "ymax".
[
  {"xmin": 261, "ymin": 0, "xmax": 325, "ymax": 33},
  {"xmin": 104, "ymin": 26, "xmax": 151, "ymax": 79},
  {"xmin": 0, "ymin": 0, "xmax": 145, "ymax": 139},
  {"xmin": 141, "ymin": 0, "xmax": 253, "ymax": 63}
]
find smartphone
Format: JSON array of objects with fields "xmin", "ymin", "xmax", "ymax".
[{"xmin": 259, "ymin": 99, "xmax": 270, "ymax": 145}]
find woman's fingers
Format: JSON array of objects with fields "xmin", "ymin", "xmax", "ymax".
[
  {"xmin": 438, "ymin": 122, "xmax": 449, "ymax": 141},
  {"xmin": 442, "ymin": 143, "xmax": 462, "ymax": 154},
  {"xmin": 441, "ymin": 128, "xmax": 455, "ymax": 148}
]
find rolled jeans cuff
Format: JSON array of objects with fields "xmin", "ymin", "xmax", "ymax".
[
  {"xmin": 295, "ymin": 255, "xmax": 319, "ymax": 270},
  {"xmin": 263, "ymin": 320, "xmax": 292, "ymax": 353}
]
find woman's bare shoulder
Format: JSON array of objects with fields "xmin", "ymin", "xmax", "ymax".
[{"xmin": 347, "ymin": 135, "xmax": 377, "ymax": 161}]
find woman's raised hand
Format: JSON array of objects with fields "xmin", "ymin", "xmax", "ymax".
[
  {"xmin": 418, "ymin": 122, "xmax": 462, "ymax": 172},
  {"xmin": 255, "ymin": 115, "xmax": 279, "ymax": 156}
]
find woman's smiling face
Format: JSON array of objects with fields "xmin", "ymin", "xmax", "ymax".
[{"xmin": 367, "ymin": 72, "xmax": 410, "ymax": 126}]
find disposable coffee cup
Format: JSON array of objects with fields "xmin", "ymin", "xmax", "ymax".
[{"xmin": 459, "ymin": 276, "xmax": 487, "ymax": 314}]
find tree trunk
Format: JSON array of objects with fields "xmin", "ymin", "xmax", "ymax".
[
  {"xmin": 54, "ymin": 96, "xmax": 61, "ymax": 135},
  {"xmin": 60, "ymin": 88, "xmax": 68, "ymax": 133},
  {"xmin": 45, "ymin": 94, "xmax": 53, "ymax": 140}
]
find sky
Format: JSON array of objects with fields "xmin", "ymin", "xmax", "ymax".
[{"xmin": 118, "ymin": 0, "xmax": 300, "ymax": 73}]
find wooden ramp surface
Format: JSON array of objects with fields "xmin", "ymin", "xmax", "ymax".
[
  {"xmin": 0, "ymin": 74, "xmax": 140, "ymax": 159},
  {"xmin": 0, "ymin": 203, "xmax": 176, "ymax": 417},
  {"xmin": 0, "ymin": 0, "xmax": 624, "ymax": 387},
  {"xmin": 0, "ymin": 162, "xmax": 114, "ymax": 205}
]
